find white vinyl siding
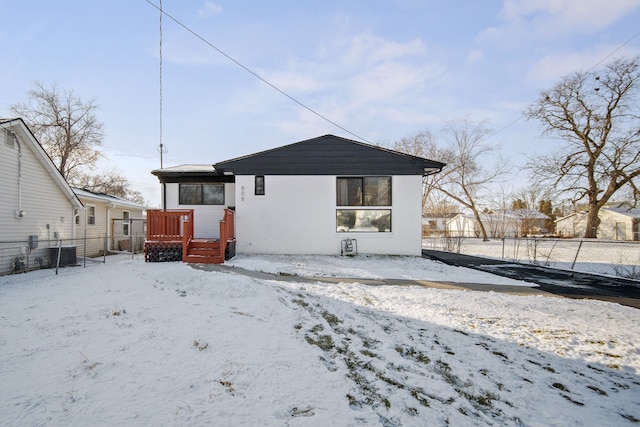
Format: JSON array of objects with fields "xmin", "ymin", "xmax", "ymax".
[{"xmin": 0, "ymin": 129, "xmax": 75, "ymax": 242}]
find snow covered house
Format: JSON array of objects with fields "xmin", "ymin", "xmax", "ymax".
[
  {"xmin": 556, "ymin": 207, "xmax": 640, "ymax": 240},
  {"xmin": 72, "ymin": 188, "xmax": 146, "ymax": 257},
  {"xmin": 446, "ymin": 209, "xmax": 550, "ymax": 238},
  {"xmin": 147, "ymin": 135, "xmax": 444, "ymax": 263},
  {"xmin": 0, "ymin": 118, "xmax": 83, "ymax": 274}
]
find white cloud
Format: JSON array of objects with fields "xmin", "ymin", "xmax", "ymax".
[
  {"xmin": 467, "ymin": 49, "xmax": 484, "ymax": 63},
  {"xmin": 526, "ymin": 45, "xmax": 638, "ymax": 84},
  {"xmin": 344, "ymin": 34, "xmax": 426, "ymax": 65},
  {"xmin": 197, "ymin": 1, "xmax": 222, "ymax": 18},
  {"xmin": 479, "ymin": 0, "xmax": 640, "ymax": 44}
]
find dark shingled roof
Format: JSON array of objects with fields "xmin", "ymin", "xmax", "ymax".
[{"xmin": 214, "ymin": 134, "xmax": 444, "ymax": 176}]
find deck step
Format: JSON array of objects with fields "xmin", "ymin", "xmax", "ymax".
[
  {"xmin": 184, "ymin": 238, "xmax": 224, "ymax": 264},
  {"xmin": 183, "ymin": 254, "xmax": 224, "ymax": 264}
]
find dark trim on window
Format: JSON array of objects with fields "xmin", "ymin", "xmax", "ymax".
[
  {"xmin": 178, "ymin": 183, "xmax": 225, "ymax": 205},
  {"xmin": 336, "ymin": 176, "xmax": 391, "ymax": 206},
  {"xmin": 255, "ymin": 175, "xmax": 265, "ymax": 195}
]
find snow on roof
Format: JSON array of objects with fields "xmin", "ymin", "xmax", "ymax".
[
  {"xmin": 72, "ymin": 187, "xmax": 145, "ymax": 209},
  {"xmin": 152, "ymin": 164, "xmax": 216, "ymax": 173},
  {"xmin": 604, "ymin": 206, "xmax": 640, "ymax": 218}
]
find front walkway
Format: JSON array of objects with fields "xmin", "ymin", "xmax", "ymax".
[{"xmin": 192, "ymin": 253, "xmax": 640, "ymax": 309}]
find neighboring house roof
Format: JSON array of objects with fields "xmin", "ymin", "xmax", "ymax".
[
  {"xmin": 448, "ymin": 210, "xmax": 550, "ymax": 224},
  {"xmin": 151, "ymin": 164, "xmax": 233, "ymax": 183},
  {"xmin": 491, "ymin": 209, "xmax": 551, "ymax": 220},
  {"xmin": 604, "ymin": 207, "xmax": 640, "ymax": 218},
  {"xmin": 214, "ymin": 134, "xmax": 445, "ymax": 176},
  {"xmin": 1, "ymin": 118, "xmax": 82, "ymax": 209},
  {"xmin": 555, "ymin": 207, "xmax": 640, "ymax": 223},
  {"xmin": 72, "ymin": 187, "xmax": 146, "ymax": 210}
]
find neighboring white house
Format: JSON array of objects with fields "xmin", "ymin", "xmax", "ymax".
[
  {"xmin": 0, "ymin": 118, "xmax": 83, "ymax": 274},
  {"xmin": 151, "ymin": 135, "xmax": 444, "ymax": 257},
  {"xmin": 72, "ymin": 188, "xmax": 146, "ymax": 257},
  {"xmin": 556, "ymin": 206, "xmax": 640, "ymax": 240},
  {"xmin": 447, "ymin": 209, "xmax": 550, "ymax": 238}
]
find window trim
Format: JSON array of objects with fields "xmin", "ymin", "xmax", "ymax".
[
  {"xmin": 255, "ymin": 175, "xmax": 265, "ymax": 196},
  {"xmin": 122, "ymin": 211, "xmax": 130, "ymax": 236},
  {"xmin": 178, "ymin": 183, "xmax": 225, "ymax": 205},
  {"xmin": 87, "ymin": 205, "xmax": 96, "ymax": 226},
  {"xmin": 336, "ymin": 176, "xmax": 392, "ymax": 233},
  {"xmin": 336, "ymin": 209, "xmax": 392, "ymax": 233},
  {"xmin": 336, "ymin": 176, "xmax": 392, "ymax": 207}
]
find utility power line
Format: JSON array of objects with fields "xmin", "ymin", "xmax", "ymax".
[{"xmin": 144, "ymin": 0, "xmax": 374, "ymax": 145}]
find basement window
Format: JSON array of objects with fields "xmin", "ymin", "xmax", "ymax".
[{"xmin": 337, "ymin": 209, "xmax": 392, "ymax": 232}]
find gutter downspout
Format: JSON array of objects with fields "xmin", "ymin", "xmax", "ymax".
[
  {"xmin": 107, "ymin": 202, "xmax": 116, "ymax": 253},
  {"xmin": 14, "ymin": 130, "xmax": 25, "ymax": 219}
]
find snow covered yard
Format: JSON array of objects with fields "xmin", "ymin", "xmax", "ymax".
[{"xmin": 1, "ymin": 254, "xmax": 639, "ymax": 426}]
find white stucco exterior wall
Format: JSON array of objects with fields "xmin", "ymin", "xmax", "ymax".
[
  {"xmin": 234, "ymin": 175, "xmax": 423, "ymax": 256},
  {"xmin": 164, "ymin": 183, "xmax": 236, "ymax": 238}
]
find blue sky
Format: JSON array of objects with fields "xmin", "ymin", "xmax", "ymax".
[{"xmin": 2, "ymin": 0, "xmax": 639, "ymax": 208}]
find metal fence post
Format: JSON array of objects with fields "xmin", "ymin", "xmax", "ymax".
[
  {"xmin": 83, "ymin": 229, "xmax": 87, "ymax": 268},
  {"xmin": 55, "ymin": 239, "xmax": 62, "ymax": 275},
  {"xmin": 570, "ymin": 239, "xmax": 584, "ymax": 270}
]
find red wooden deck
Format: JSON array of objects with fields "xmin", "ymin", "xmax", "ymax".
[{"xmin": 144, "ymin": 208, "xmax": 235, "ymax": 264}]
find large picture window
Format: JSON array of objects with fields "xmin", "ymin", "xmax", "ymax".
[
  {"xmin": 336, "ymin": 177, "xmax": 392, "ymax": 232},
  {"xmin": 337, "ymin": 177, "xmax": 391, "ymax": 206},
  {"xmin": 179, "ymin": 184, "xmax": 225, "ymax": 205}
]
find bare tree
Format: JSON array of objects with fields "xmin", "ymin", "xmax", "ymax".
[
  {"xmin": 10, "ymin": 82, "xmax": 104, "ymax": 182},
  {"xmin": 394, "ymin": 119, "xmax": 509, "ymax": 241},
  {"xmin": 393, "ymin": 130, "xmax": 439, "ymax": 213},
  {"xmin": 512, "ymin": 183, "xmax": 554, "ymax": 211},
  {"xmin": 75, "ymin": 170, "xmax": 146, "ymax": 205},
  {"xmin": 525, "ymin": 56, "xmax": 640, "ymax": 238},
  {"xmin": 10, "ymin": 82, "xmax": 145, "ymax": 205}
]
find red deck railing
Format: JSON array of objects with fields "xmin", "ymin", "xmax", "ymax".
[
  {"xmin": 219, "ymin": 208, "xmax": 235, "ymax": 258},
  {"xmin": 146, "ymin": 209, "xmax": 193, "ymax": 242},
  {"xmin": 145, "ymin": 208, "xmax": 234, "ymax": 263}
]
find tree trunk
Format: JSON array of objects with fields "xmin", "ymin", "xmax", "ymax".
[
  {"xmin": 471, "ymin": 209, "xmax": 489, "ymax": 241},
  {"xmin": 584, "ymin": 205, "xmax": 601, "ymax": 238}
]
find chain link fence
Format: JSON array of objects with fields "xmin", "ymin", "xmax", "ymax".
[
  {"xmin": 423, "ymin": 236, "xmax": 640, "ymax": 280},
  {"xmin": 0, "ymin": 233, "xmax": 145, "ymax": 281}
]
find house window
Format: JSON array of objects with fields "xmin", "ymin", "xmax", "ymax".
[
  {"xmin": 123, "ymin": 211, "xmax": 130, "ymax": 236},
  {"xmin": 74, "ymin": 209, "xmax": 80, "ymax": 225},
  {"xmin": 337, "ymin": 177, "xmax": 391, "ymax": 206},
  {"xmin": 336, "ymin": 177, "xmax": 392, "ymax": 232},
  {"xmin": 179, "ymin": 184, "xmax": 225, "ymax": 205},
  {"xmin": 87, "ymin": 206, "xmax": 96, "ymax": 225},
  {"xmin": 255, "ymin": 176, "xmax": 265, "ymax": 195},
  {"xmin": 337, "ymin": 209, "xmax": 392, "ymax": 232}
]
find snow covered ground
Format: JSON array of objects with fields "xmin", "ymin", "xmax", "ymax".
[{"xmin": 1, "ymin": 254, "xmax": 639, "ymax": 426}]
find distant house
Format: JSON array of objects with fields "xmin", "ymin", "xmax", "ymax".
[
  {"xmin": 149, "ymin": 135, "xmax": 444, "ymax": 262},
  {"xmin": 0, "ymin": 118, "xmax": 83, "ymax": 274},
  {"xmin": 72, "ymin": 188, "xmax": 146, "ymax": 256},
  {"xmin": 422, "ymin": 212, "xmax": 458, "ymax": 236},
  {"xmin": 556, "ymin": 206, "xmax": 640, "ymax": 240},
  {"xmin": 447, "ymin": 209, "xmax": 550, "ymax": 238}
]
